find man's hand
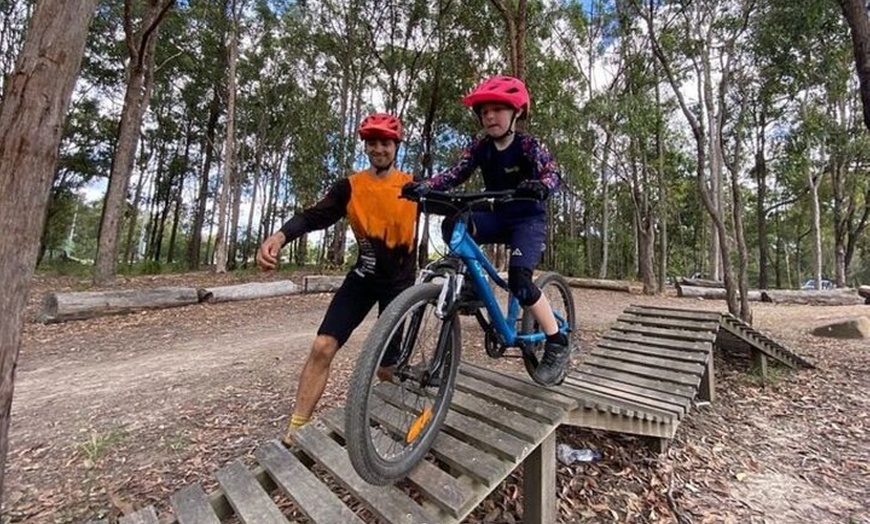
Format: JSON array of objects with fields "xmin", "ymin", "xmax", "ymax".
[
  {"xmin": 256, "ymin": 232, "xmax": 286, "ymax": 270},
  {"xmin": 401, "ymin": 181, "xmax": 431, "ymax": 200}
]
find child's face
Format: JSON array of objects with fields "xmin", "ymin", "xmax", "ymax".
[
  {"xmin": 365, "ymin": 138, "xmax": 397, "ymax": 170},
  {"xmin": 479, "ymin": 103, "xmax": 517, "ymax": 137}
]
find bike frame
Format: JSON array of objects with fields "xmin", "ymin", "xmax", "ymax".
[{"xmin": 442, "ymin": 216, "xmax": 569, "ymax": 349}]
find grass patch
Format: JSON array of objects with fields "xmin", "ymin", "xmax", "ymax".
[{"xmin": 78, "ymin": 427, "xmax": 128, "ymax": 466}]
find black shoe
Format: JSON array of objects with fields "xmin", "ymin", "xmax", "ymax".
[{"xmin": 533, "ymin": 341, "xmax": 571, "ymax": 386}]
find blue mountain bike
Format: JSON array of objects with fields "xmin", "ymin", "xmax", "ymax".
[{"xmin": 345, "ymin": 190, "xmax": 576, "ymax": 485}]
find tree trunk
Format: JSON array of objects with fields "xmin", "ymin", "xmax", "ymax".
[
  {"xmin": 213, "ymin": 0, "xmax": 239, "ymax": 273},
  {"xmin": 0, "ymin": 0, "xmax": 98, "ymax": 503},
  {"xmin": 841, "ymin": 0, "xmax": 870, "ymax": 131},
  {"xmin": 187, "ymin": 85, "xmax": 222, "ymax": 269},
  {"xmin": 94, "ymin": 0, "xmax": 174, "ymax": 285},
  {"xmin": 39, "ymin": 287, "xmax": 200, "ymax": 323},
  {"xmin": 761, "ymin": 289, "xmax": 865, "ymax": 305}
]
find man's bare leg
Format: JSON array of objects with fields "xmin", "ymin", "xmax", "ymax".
[{"xmin": 283, "ymin": 334, "xmax": 339, "ymax": 444}]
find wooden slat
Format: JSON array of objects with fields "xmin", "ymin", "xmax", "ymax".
[
  {"xmin": 590, "ymin": 348, "xmax": 705, "ymax": 375},
  {"xmin": 585, "ymin": 356, "xmax": 700, "ymax": 386},
  {"xmin": 572, "ymin": 368, "xmax": 695, "ymax": 403},
  {"xmin": 598, "ymin": 338, "xmax": 709, "ymax": 362},
  {"xmin": 611, "ymin": 322, "xmax": 717, "ymax": 342},
  {"xmin": 375, "ymin": 383, "xmax": 530, "ymax": 462},
  {"xmin": 562, "ymin": 377, "xmax": 685, "ymax": 418},
  {"xmin": 603, "ymin": 332, "xmax": 711, "ymax": 354},
  {"xmin": 563, "ymin": 382, "xmax": 675, "ymax": 422},
  {"xmin": 448, "ymin": 388, "xmax": 546, "ymax": 443},
  {"xmin": 319, "ymin": 408, "xmax": 472, "ymax": 519},
  {"xmin": 458, "ymin": 364, "xmax": 578, "ymax": 410},
  {"xmin": 255, "ymin": 441, "xmax": 365, "ymax": 524},
  {"xmin": 454, "ymin": 374, "xmax": 565, "ymax": 424},
  {"xmin": 119, "ymin": 507, "xmax": 159, "ymax": 524},
  {"xmin": 216, "ymin": 460, "xmax": 290, "ymax": 524},
  {"xmin": 293, "ymin": 425, "xmax": 443, "ymax": 524},
  {"xmin": 170, "ymin": 484, "xmax": 222, "ymax": 524},
  {"xmin": 617, "ymin": 313, "xmax": 721, "ymax": 332},
  {"xmin": 440, "ymin": 408, "xmax": 531, "ymax": 462},
  {"xmin": 624, "ymin": 305, "xmax": 722, "ymax": 322}
]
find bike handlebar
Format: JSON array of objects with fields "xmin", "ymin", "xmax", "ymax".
[{"xmin": 403, "ymin": 190, "xmax": 519, "ymax": 216}]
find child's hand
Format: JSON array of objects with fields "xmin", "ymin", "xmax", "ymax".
[{"xmin": 516, "ymin": 180, "xmax": 549, "ymax": 201}]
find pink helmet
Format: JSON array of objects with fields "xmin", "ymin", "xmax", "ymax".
[
  {"xmin": 462, "ymin": 75, "xmax": 530, "ymax": 113},
  {"xmin": 358, "ymin": 113, "xmax": 403, "ymax": 141}
]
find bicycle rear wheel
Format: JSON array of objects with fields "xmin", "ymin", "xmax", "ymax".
[
  {"xmin": 345, "ymin": 282, "xmax": 461, "ymax": 485},
  {"xmin": 520, "ymin": 272, "xmax": 577, "ymax": 378}
]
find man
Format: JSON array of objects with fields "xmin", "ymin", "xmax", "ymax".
[{"xmin": 256, "ymin": 113, "xmax": 417, "ymax": 444}]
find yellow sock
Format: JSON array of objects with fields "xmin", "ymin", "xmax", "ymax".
[
  {"xmin": 283, "ymin": 414, "xmax": 311, "ymax": 446},
  {"xmin": 289, "ymin": 414, "xmax": 311, "ymax": 430}
]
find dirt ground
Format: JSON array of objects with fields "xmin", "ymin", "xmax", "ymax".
[{"xmin": 2, "ymin": 271, "xmax": 868, "ymax": 524}]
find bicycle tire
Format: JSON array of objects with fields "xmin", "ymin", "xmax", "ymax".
[
  {"xmin": 520, "ymin": 272, "xmax": 577, "ymax": 378},
  {"xmin": 345, "ymin": 282, "xmax": 461, "ymax": 485}
]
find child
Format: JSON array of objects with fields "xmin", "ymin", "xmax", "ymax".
[{"xmin": 403, "ymin": 75, "xmax": 570, "ymax": 386}]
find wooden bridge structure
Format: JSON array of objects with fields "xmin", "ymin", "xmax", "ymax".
[{"xmin": 87, "ymin": 305, "xmax": 812, "ymax": 524}]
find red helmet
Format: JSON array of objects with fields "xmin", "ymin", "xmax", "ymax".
[
  {"xmin": 462, "ymin": 76, "xmax": 530, "ymax": 113},
  {"xmin": 358, "ymin": 113, "xmax": 403, "ymax": 141}
]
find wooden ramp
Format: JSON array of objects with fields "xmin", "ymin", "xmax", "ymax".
[
  {"xmin": 89, "ymin": 363, "xmax": 574, "ymax": 524},
  {"xmin": 556, "ymin": 304, "xmax": 815, "ymax": 443},
  {"xmin": 559, "ymin": 305, "xmax": 719, "ymax": 442}
]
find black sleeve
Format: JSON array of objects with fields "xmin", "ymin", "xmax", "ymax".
[{"xmin": 279, "ymin": 179, "xmax": 351, "ymax": 245}]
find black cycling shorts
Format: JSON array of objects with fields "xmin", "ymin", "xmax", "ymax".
[{"xmin": 317, "ymin": 271, "xmax": 412, "ymax": 349}]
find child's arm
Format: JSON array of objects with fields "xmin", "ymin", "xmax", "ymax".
[
  {"xmin": 427, "ymin": 138, "xmax": 482, "ymax": 190},
  {"xmin": 524, "ymin": 135, "xmax": 562, "ymax": 192}
]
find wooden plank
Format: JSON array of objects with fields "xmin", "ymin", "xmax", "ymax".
[
  {"xmin": 375, "ymin": 383, "xmax": 530, "ymax": 462},
  {"xmin": 585, "ymin": 356, "xmax": 701, "ymax": 386},
  {"xmin": 318, "ymin": 408, "xmax": 473, "ymax": 519},
  {"xmin": 293, "ymin": 425, "xmax": 443, "ymax": 524},
  {"xmin": 591, "ymin": 348, "xmax": 706, "ymax": 375},
  {"xmin": 458, "ymin": 364, "xmax": 578, "ymax": 410},
  {"xmin": 119, "ymin": 507, "xmax": 160, "ymax": 524},
  {"xmin": 572, "ymin": 368, "xmax": 695, "ymax": 404},
  {"xmin": 598, "ymin": 338, "xmax": 709, "ymax": 362},
  {"xmin": 624, "ymin": 305, "xmax": 722, "ymax": 322},
  {"xmin": 563, "ymin": 376, "xmax": 686, "ymax": 417},
  {"xmin": 87, "ymin": 519, "xmax": 110, "ymax": 524},
  {"xmin": 611, "ymin": 322, "xmax": 717, "ymax": 342},
  {"xmin": 170, "ymin": 484, "xmax": 222, "ymax": 524},
  {"xmin": 320, "ymin": 408, "xmax": 508, "ymax": 489},
  {"xmin": 440, "ymin": 408, "xmax": 531, "ymax": 462},
  {"xmin": 565, "ymin": 406, "xmax": 675, "ymax": 439},
  {"xmin": 561, "ymin": 381, "xmax": 676, "ymax": 422},
  {"xmin": 522, "ymin": 431, "xmax": 556, "ymax": 524},
  {"xmin": 448, "ymin": 388, "xmax": 546, "ymax": 443},
  {"xmin": 216, "ymin": 461, "xmax": 290, "ymax": 524},
  {"xmin": 617, "ymin": 313, "xmax": 721, "ymax": 332},
  {"xmin": 454, "ymin": 373, "xmax": 564, "ymax": 425},
  {"xmin": 603, "ymin": 332, "xmax": 712, "ymax": 354},
  {"xmin": 255, "ymin": 441, "xmax": 365, "ymax": 524}
]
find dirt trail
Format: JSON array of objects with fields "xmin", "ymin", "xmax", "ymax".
[{"xmin": 3, "ymin": 278, "xmax": 868, "ymax": 524}]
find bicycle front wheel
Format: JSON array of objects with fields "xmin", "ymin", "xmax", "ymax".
[
  {"xmin": 520, "ymin": 272, "xmax": 577, "ymax": 377},
  {"xmin": 345, "ymin": 282, "xmax": 461, "ymax": 485}
]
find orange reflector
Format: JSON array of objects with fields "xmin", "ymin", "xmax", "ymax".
[{"xmin": 405, "ymin": 407, "xmax": 433, "ymax": 443}]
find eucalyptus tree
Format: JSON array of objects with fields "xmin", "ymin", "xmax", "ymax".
[
  {"xmin": 636, "ymin": 0, "xmax": 755, "ymax": 319},
  {"xmin": 0, "ymin": 0, "xmax": 33, "ymax": 99},
  {"xmin": 0, "ymin": 0, "xmax": 99, "ymax": 504},
  {"xmin": 94, "ymin": 0, "xmax": 177, "ymax": 285},
  {"xmin": 840, "ymin": 0, "xmax": 870, "ymax": 131},
  {"xmin": 213, "ymin": 0, "xmax": 245, "ymax": 273}
]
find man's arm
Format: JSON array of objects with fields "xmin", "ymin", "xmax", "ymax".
[{"xmin": 257, "ymin": 179, "xmax": 351, "ymax": 270}]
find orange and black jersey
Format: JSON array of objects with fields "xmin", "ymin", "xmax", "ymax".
[{"xmin": 279, "ymin": 169, "xmax": 418, "ymax": 282}]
